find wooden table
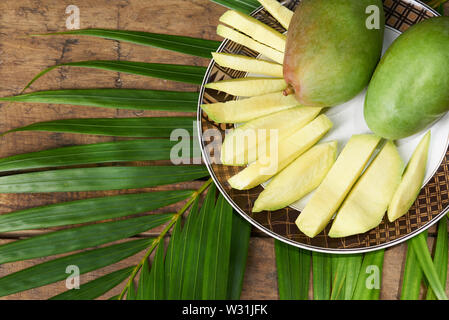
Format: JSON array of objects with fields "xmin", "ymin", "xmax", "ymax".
[{"xmin": 0, "ymin": 0, "xmax": 448, "ymax": 300}]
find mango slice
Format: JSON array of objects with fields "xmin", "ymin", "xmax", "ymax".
[
  {"xmin": 253, "ymin": 141, "xmax": 337, "ymax": 212},
  {"xmin": 217, "ymin": 25, "xmax": 284, "ymax": 64},
  {"xmin": 257, "ymin": 0, "xmax": 293, "ymax": 30},
  {"xmin": 228, "ymin": 114, "xmax": 332, "ymax": 190},
  {"xmin": 212, "ymin": 53, "xmax": 283, "ymax": 77},
  {"xmin": 220, "ymin": 10, "xmax": 286, "ymax": 52},
  {"xmin": 205, "ymin": 77, "xmax": 287, "ymax": 97},
  {"xmin": 388, "ymin": 131, "xmax": 431, "ymax": 222},
  {"xmin": 296, "ymin": 134, "xmax": 381, "ymax": 238},
  {"xmin": 201, "ymin": 91, "xmax": 299, "ymax": 123},
  {"xmin": 221, "ymin": 106, "xmax": 321, "ymax": 165},
  {"xmin": 329, "ymin": 141, "xmax": 404, "ymax": 238}
]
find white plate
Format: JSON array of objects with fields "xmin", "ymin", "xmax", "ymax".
[{"xmin": 252, "ymin": 26, "xmax": 449, "ymax": 211}]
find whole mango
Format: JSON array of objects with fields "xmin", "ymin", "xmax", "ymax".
[
  {"xmin": 283, "ymin": 0, "xmax": 385, "ymax": 107},
  {"xmin": 364, "ymin": 17, "xmax": 449, "ymax": 140}
]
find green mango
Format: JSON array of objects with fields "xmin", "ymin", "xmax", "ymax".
[
  {"xmin": 364, "ymin": 17, "xmax": 449, "ymax": 140},
  {"xmin": 283, "ymin": 0, "xmax": 385, "ymax": 107}
]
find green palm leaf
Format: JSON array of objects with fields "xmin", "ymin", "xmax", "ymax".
[
  {"xmin": 312, "ymin": 252, "xmax": 332, "ymax": 300},
  {"xmin": 411, "ymin": 231, "xmax": 448, "ymax": 300},
  {"xmin": 330, "ymin": 255, "xmax": 347, "ymax": 300},
  {"xmin": 24, "ymin": 61, "xmax": 207, "ymax": 90},
  {"xmin": 202, "ymin": 195, "xmax": 234, "ymax": 299},
  {"xmin": 275, "ymin": 240, "xmax": 311, "ymax": 300},
  {"xmin": 0, "ymin": 165, "xmax": 208, "ymax": 193},
  {"xmin": 136, "ymin": 258, "xmax": 152, "ymax": 300},
  {"xmin": 0, "ymin": 190, "xmax": 192, "ymax": 233},
  {"xmin": 2, "ymin": 117, "xmax": 196, "ymax": 138},
  {"xmin": 164, "ymin": 184, "xmax": 249, "ymax": 300},
  {"xmin": 166, "ymin": 197, "xmax": 200, "ymax": 299},
  {"xmin": 181, "ymin": 184, "xmax": 217, "ymax": 299},
  {"xmin": 164, "ymin": 218, "xmax": 183, "ymax": 299},
  {"xmin": 146, "ymin": 241, "xmax": 166, "ymax": 300},
  {"xmin": 127, "ymin": 279, "xmax": 137, "ymax": 300},
  {"xmin": 343, "ymin": 255, "xmax": 363, "ymax": 300},
  {"xmin": 39, "ymin": 29, "xmax": 220, "ymax": 58},
  {"xmin": 0, "ymin": 89, "xmax": 198, "ymax": 112},
  {"xmin": 0, "ymin": 238, "xmax": 152, "ymax": 297},
  {"xmin": 352, "ymin": 250, "xmax": 385, "ymax": 300},
  {"xmin": 0, "ymin": 6, "xmax": 257, "ymax": 301},
  {"xmin": 227, "ymin": 213, "xmax": 251, "ymax": 300},
  {"xmin": 401, "ymin": 231, "xmax": 427, "ymax": 300},
  {"xmin": 423, "ymin": 0, "xmax": 447, "ymax": 14},
  {"xmin": 210, "ymin": 0, "xmax": 260, "ymax": 14},
  {"xmin": 0, "ymin": 214, "xmax": 172, "ymax": 264},
  {"xmin": 426, "ymin": 217, "xmax": 448, "ymax": 300},
  {"xmin": 50, "ymin": 266, "xmax": 135, "ymax": 300},
  {"xmin": 0, "ymin": 139, "xmax": 197, "ymax": 172}
]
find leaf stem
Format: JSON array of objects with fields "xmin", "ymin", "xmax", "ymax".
[{"xmin": 118, "ymin": 178, "xmax": 213, "ymax": 300}]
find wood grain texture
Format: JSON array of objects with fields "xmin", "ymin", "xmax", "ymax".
[{"xmin": 0, "ymin": 0, "xmax": 448, "ymax": 300}]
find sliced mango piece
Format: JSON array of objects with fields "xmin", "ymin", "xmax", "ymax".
[
  {"xmin": 228, "ymin": 114, "xmax": 332, "ymax": 190},
  {"xmin": 221, "ymin": 106, "xmax": 321, "ymax": 165},
  {"xmin": 220, "ymin": 10, "xmax": 286, "ymax": 52},
  {"xmin": 296, "ymin": 134, "xmax": 381, "ymax": 238},
  {"xmin": 258, "ymin": 0, "xmax": 293, "ymax": 29},
  {"xmin": 205, "ymin": 77, "xmax": 287, "ymax": 97},
  {"xmin": 329, "ymin": 141, "xmax": 404, "ymax": 238},
  {"xmin": 388, "ymin": 131, "xmax": 431, "ymax": 222},
  {"xmin": 202, "ymin": 91, "xmax": 299, "ymax": 123},
  {"xmin": 217, "ymin": 25, "xmax": 284, "ymax": 64},
  {"xmin": 212, "ymin": 52, "xmax": 283, "ymax": 77},
  {"xmin": 253, "ymin": 141, "xmax": 337, "ymax": 212}
]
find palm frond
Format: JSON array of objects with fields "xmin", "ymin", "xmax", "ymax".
[
  {"xmin": 136, "ymin": 258, "xmax": 152, "ymax": 300},
  {"xmin": 202, "ymin": 194, "xmax": 233, "ymax": 299},
  {"xmin": 401, "ymin": 232, "xmax": 427, "ymax": 300},
  {"xmin": 166, "ymin": 197, "xmax": 200, "ymax": 299},
  {"xmin": 424, "ymin": 0, "xmax": 447, "ymax": 14},
  {"xmin": 145, "ymin": 241, "xmax": 166, "ymax": 300},
  {"xmin": 0, "ymin": 214, "xmax": 173, "ymax": 264},
  {"xmin": 0, "ymin": 165, "xmax": 208, "ymax": 193},
  {"xmin": 426, "ymin": 217, "xmax": 448, "ymax": 299},
  {"xmin": 37, "ymin": 29, "xmax": 220, "ymax": 58},
  {"xmin": 342, "ymin": 255, "xmax": 363, "ymax": 300},
  {"xmin": 0, "ymin": 89, "xmax": 198, "ymax": 112},
  {"xmin": 0, "ymin": 190, "xmax": 193, "ymax": 233},
  {"xmin": 0, "ymin": 6, "xmax": 257, "ymax": 300},
  {"xmin": 50, "ymin": 266, "xmax": 135, "ymax": 300},
  {"xmin": 118, "ymin": 179, "xmax": 213, "ymax": 300},
  {"xmin": 164, "ymin": 218, "xmax": 183, "ymax": 298},
  {"xmin": 0, "ymin": 238, "xmax": 152, "ymax": 297},
  {"xmin": 24, "ymin": 61, "xmax": 207, "ymax": 90},
  {"xmin": 123, "ymin": 183, "xmax": 251, "ymax": 300},
  {"xmin": 2, "ymin": 116, "xmax": 196, "ymax": 138},
  {"xmin": 181, "ymin": 184, "xmax": 217, "ymax": 299},
  {"xmin": 352, "ymin": 250, "xmax": 385, "ymax": 300},
  {"xmin": 5, "ymin": 1, "xmax": 444, "ymax": 301},
  {"xmin": 227, "ymin": 213, "xmax": 251, "ymax": 299},
  {"xmin": 330, "ymin": 255, "xmax": 347, "ymax": 300},
  {"xmin": 312, "ymin": 252, "xmax": 332, "ymax": 300},
  {"xmin": 275, "ymin": 240, "xmax": 311, "ymax": 300},
  {"xmin": 330, "ymin": 254, "xmax": 363, "ymax": 300},
  {"xmin": 0, "ymin": 139, "xmax": 198, "ymax": 172}
]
